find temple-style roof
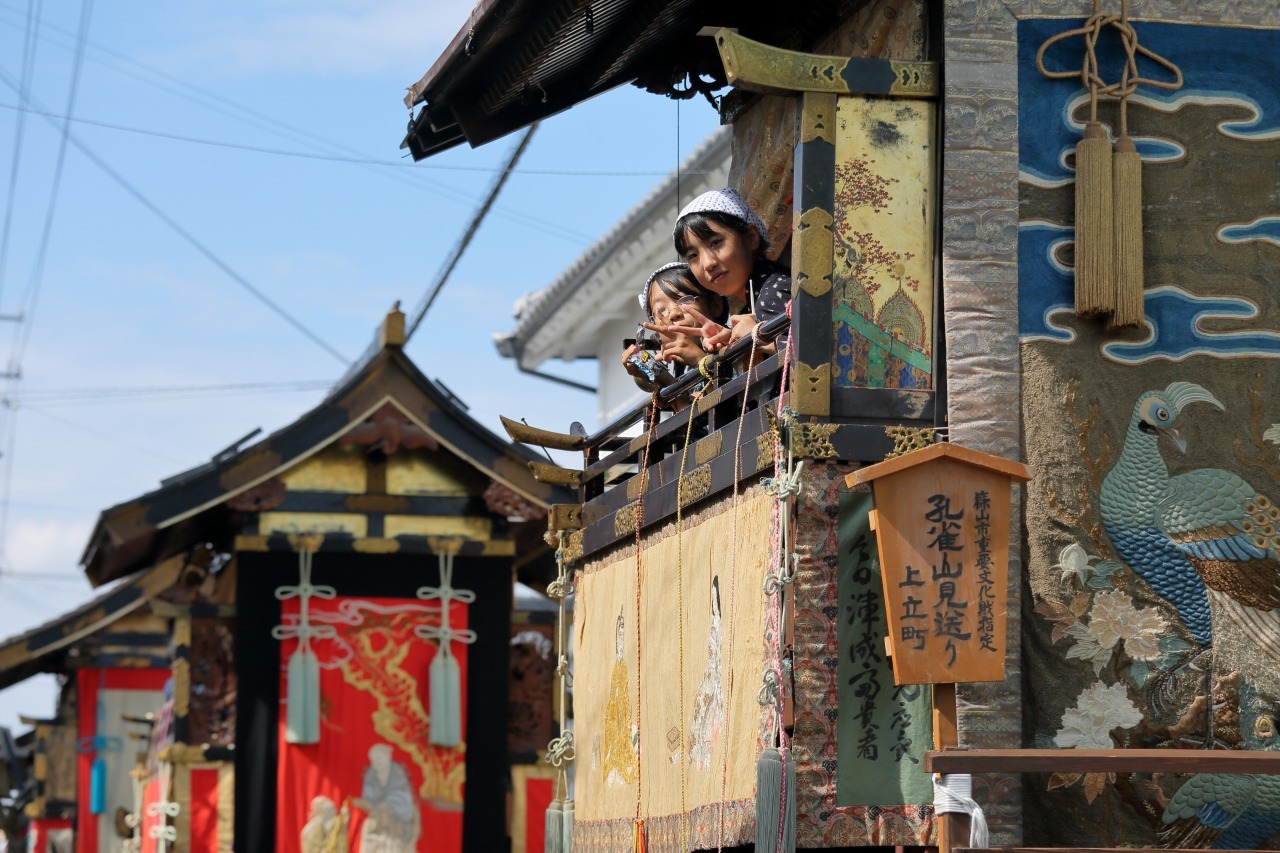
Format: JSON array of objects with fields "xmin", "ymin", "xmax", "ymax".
[
  {"xmin": 82, "ymin": 311, "xmax": 572, "ymax": 586},
  {"xmin": 401, "ymin": 0, "xmax": 852, "ymax": 159},
  {"xmin": 0, "ymin": 560, "xmax": 179, "ymax": 690}
]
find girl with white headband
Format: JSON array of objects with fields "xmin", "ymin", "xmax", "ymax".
[
  {"xmin": 620, "ymin": 262, "xmax": 729, "ymax": 399},
  {"xmin": 658, "ymin": 188, "xmax": 790, "ymax": 355}
]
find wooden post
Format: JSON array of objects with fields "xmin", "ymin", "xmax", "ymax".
[{"xmin": 931, "ymin": 682, "xmax": 969, "ymax": 853}]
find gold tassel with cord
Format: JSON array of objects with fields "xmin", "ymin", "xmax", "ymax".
[
  {"xmin": 1111, "ymin": 129, "xmax": 1144, "ymax": 327},
  {"xmin": 1074, "ymin": 120, "xmax": 1115, "ymax": 316},
  {"xmin": 632, "ymin": 818, "xmax": 646, "ymax": 853}
]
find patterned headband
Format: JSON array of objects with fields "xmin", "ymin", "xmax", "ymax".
[
  {"xmin": 674, "ymin": 187, "xmax": 768, "ymax": 246},
  {"xmin": 637, "ymin": 261, "xmax": 690, "ymax": 312}
]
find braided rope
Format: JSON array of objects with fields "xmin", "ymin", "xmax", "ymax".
[
  {"xmin": 671, "ymin": 377, "xmax": 712, "ymax": 850},
  {"xmin": 633, "ymin": 394, "xmax": 661, "ymax": 823},
  {"xmin": 718, "ymin": 331, "xmax": 760, "ymax": 850}
]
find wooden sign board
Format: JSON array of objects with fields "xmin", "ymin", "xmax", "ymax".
[{"xmin": 848, "ymin": 444, "xmax": 1031, "ymax": 685}]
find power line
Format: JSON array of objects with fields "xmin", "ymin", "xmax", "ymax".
[
  {"xmin": 0, "ymin": 0, "xmax": 42, "ymax": 311},
  {"xmin": 9, "ymin": 379, "xmax": 332, "ymax": 406},
  {"xmin": 8, "ymin": 0, "xmax": 92, "ymax": 375},
  {"xmin": 0, "ymin": 5, "xmax": 598, "ymax": 244},
  {"xmin": 0, "ymin": 103, "xmax": 691, "ymax": 177},
  {"xmin": 407, "ymin": 124, "xmax": 538, "ymax": 341},
  {"xmin": 0, "ymin": 63, "xmax": 351, "ymax": 365},
  {"xmin": 20, "ymin": 406, "xmax": 187, "ymax": 464}
]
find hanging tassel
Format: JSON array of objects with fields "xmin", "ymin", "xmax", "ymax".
[
  {"xmin": 545, "ymin": 796, "xmax": 564, "ymax": 853},
  {"xmin": 562, "ymin": 797, "xmax": 575, "ymax": 852},
  {"xmin": 90, "ymin": 755, "xmax": 108, "ymax": 814},
  {"xmin": 632, "ymin": 818, "xmax": 647, "ymax": 853},
  {"xmin": 781, "ymin": 748, "xmax": 796, "ymax": 852},
  {"xmin": 755, "ymin": 748, "xmax": 784, "ymax": 852},
  {"xmin": 1112, "ymin": 129, "xmax": 1144, "ymax": 327},
  {"xmin": 1073, "ymin": 120, "xmax": 1115, "ymax": 317},
  {"xmin": 285, "ymin": 646, "xmax": 321, "ymax": 744},
  {"xmin": 429, "ymin": 650, "xmax": 462, "ymax": 746}
]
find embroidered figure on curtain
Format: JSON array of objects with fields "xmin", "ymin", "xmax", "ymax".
[
  {"xmin": 687, "ymin": 576, "xmax": 724, "ymax": 771},
  {"xmin": 601, "ymin": 611, "xmax": 636, "ymax": 786},
  {"xmin": 355, "ymin": 744, "xmax": 420, "ymax": 852},
  {"xmin": 300, "ymin": 796, "xmax": 349, "ymax": 853}
]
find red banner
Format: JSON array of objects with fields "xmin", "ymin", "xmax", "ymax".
[
  {"xmin": 76, "ymin": 668, "xmax": 170, "ymax": 853},
  {"xmin": 276, "ymin": 597, "xmax": 468, "ymax": 853}
]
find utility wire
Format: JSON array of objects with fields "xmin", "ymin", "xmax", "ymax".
[
  {"xmin": 0, "ymin": 104, "xmax": 691, "ymax": 176},
  {"xmin": 407, "ymin": 124, "xmax": 538, "ymax": 341},
  {"xmin": 0, "ymin": 65, "xmax": 351, "ymax": 366},
  {"xmin": 8, "ymin": 0, "xmax": 92, "ymax": 375},
  {"xmin": 0, "ymin": 0, "xmax": 42, "ymax": 311},
  {"xmin": 0, "ymin": 6, "xmax": 598, "ymax": 244},
  {"xmin": 9, "ymin": 379, "xmax": 331, "ymax": 407},
  {"xmin": 20, "ymin": 406, "xmax": 186, "ymax": 464}
]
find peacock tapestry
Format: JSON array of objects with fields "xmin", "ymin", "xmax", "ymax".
[{"xmin": 1017, "ymin": 15, "xmax": 1280, "ymax": 848}]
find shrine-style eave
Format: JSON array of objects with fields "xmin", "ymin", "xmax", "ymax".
[
  {"xmin": 0, "ymin": 560, "xmax": 180, "ymax": 691},
  {"xmin": 401, "ymin": 0, "xmax": 854, "ymax": 159},
  {"xmin": 82, "ymin": 320, "xmax": 572, "ymax": 587}
]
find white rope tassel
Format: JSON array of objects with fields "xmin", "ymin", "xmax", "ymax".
[
  {"xmin": 933, "ymin": 773, "xmax": 989, "ymax": 848},
  {"xmin": 417, "ymin": 550, "xmax": 477, "ymax": 747}
]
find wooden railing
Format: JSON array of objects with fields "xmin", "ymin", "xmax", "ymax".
[
  {"xmin": 507, "ymin": 311, "xmax": 940, "ymax": 560},
  {"xmin": 924, "ymin": 747, "xmax": 1280, "ymax": 853}
]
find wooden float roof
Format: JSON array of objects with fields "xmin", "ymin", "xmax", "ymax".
[
  {"xmin": 82, "ymin": 312, "xmax": 572, "ymax": 587},
  {"xmin": 0, "ymin": 559, "xmax": 181, "ymax": 690},
  {"xmin": 402, "ymin": 0, "xmax": 855, "ymax": 159}
]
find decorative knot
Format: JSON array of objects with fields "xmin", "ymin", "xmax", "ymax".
[
  {"xmin": 545, "ymin": 731, "xmax": 576, "ymax": 767},
  {"xmin": 757, "ymin": 668, "xmax": 781, "ymax": 707}
]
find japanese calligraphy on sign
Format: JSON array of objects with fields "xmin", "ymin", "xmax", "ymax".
[
  {"xmin": 835, "ymin": 490, "xmax": 934, "ymax": 807},
  {"xmin": 848, "ymin": 443, "xmax": 1032, "ymax": 685}
]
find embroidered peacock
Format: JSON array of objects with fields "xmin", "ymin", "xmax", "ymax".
[
  {"xmin": 1160, "ymin": 685, "xmax": 1280, "ymax": 849},
  {"xmin": 1100, "ymin": 382, "xmax": 1280, "ymax": 686}
]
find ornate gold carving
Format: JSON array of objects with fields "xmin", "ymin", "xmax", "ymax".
[
  {"xmin": 173, "ymin": 616, "xmax": 192, "ymax": 649},
  {"xmin": 427, "ymin": 535, "xmax": 466, "ymax": 555},
  {"xmin": 561, "ymin": 530, "xmax": 583, "ymax": 565},
  {"xmin": 757, "ymin": 434, "xmax": 776, "ymax": 471},
  {"xmin": 679, "ymin": 465, "xmax": 712, "ymax": 508},
  {"xmin": 352, "ymin": 537, "xmax": 400, "ymax": 554},
  {"xmin": 694, "ymin": 388, "xmax": 723, "ymax": 414},
  {"xmin": 234, "ymin": 534, "xmax": 270, "ymax": 552},
  {"xmin": 800, "ymin": 92, "xmax": 837, "ymax": 144},
  {"xmin": 173, "ymin": 657, "xmax": 191, "ymax": 718},
  {"xmin": 890, "ymin": 59, "xmax": 939, "ymax": 97},
  {"xmin": 626, "ymin": 475, "xmax": 644, "ymax": 501},
  {"xmin": 794, "ymin": 207, "xmax": 834, "ymax": 297},
  {"xmin": 529, "ymin": 461, "xmax": 582, "ymax": 486},
  {"xmin": 792, "ymin": 362, "xmax": 831, "ymax": 416},
  {"xmin": 613, "ymin": 503, "xmax": 639, "ymax": 538},
  {"xmin": 160, "ymin": 742, "xmax": 207, "ymax": 765},
  {"xmin": 548, "ymin": 504, "xmax": 583, "ymax": 531},
  {"xmin": 793, "ymin": 423, "xmax": 840, "ymax": 460},
  {"xmin": 885, "ymin": 426, "xmax": 937, "ymax": 459},
  {"xmin": 708, "ymin": 28, "xmax": 939, "ymax": 98},
  {"xmin": 286, "ymin": 532, "xmax": 327, "ymax": 552},
  {"xmin": 694, "ymin": 434, "xmax": 722, "ymax": 466}
]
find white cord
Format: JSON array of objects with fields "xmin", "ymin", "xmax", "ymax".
[{"xmin": 933, "ymin": 773, "xmax": 989, "ymax": 848}]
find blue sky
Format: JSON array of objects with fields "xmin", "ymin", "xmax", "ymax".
[{"xmin": 0, "ymin": 0, "xmax": 720, "ymax": 731}]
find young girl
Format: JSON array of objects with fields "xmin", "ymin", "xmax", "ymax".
[
  {"xmin": 620, "ymin": 262, "xmax": 728, "ymax": 394},
  {"xmin": 666, "ymin": 188, "xmax": 790, "ymax": 355}
]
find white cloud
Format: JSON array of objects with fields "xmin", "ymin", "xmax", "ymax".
[{"xmin": 4, "ymin": 517, "xmax": 95, "ymax": 576}]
